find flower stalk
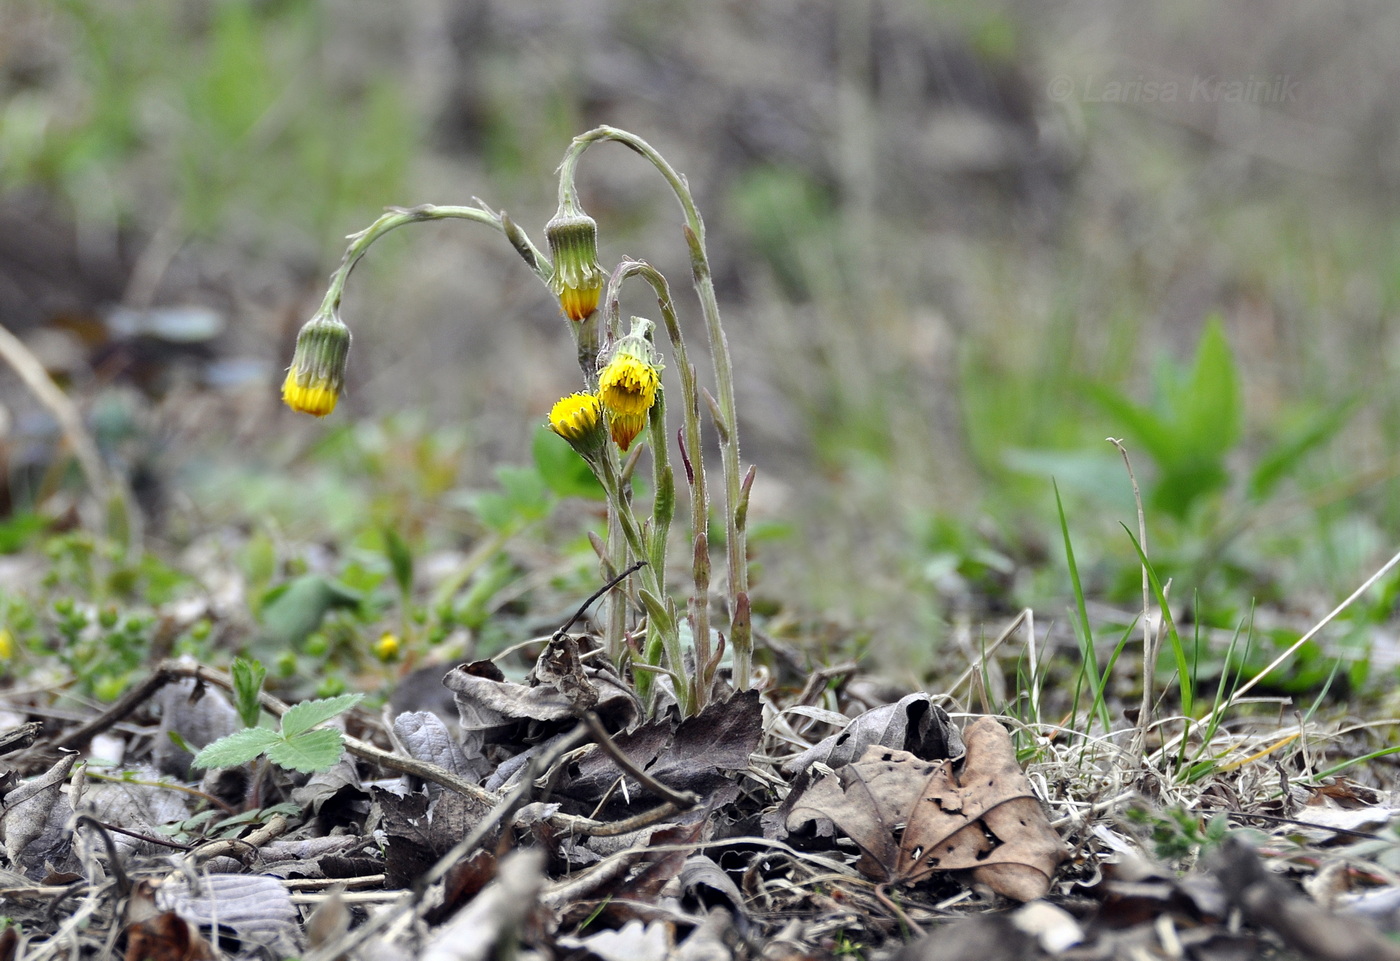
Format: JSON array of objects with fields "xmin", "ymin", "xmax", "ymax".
[{"xmin": 558, "ymin": 127, "xmax": 753, "ymax": 690}]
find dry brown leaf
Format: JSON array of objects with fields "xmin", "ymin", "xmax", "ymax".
[
  {"xmin": 122, "ymin": 912, "xmax": 214, "ymax": 961},
  {"xmin": 782, "ymin": 693, "xmax": 964, "ymax": 776},
  {"xmin": 443, "ymin": 638, "xmax": 641, "ymax": 744},
  {"xmin": 899, "ymin": 716, "xmax": 1066, "ymax": 899},
  {"xmin": 785, "ymin": 717, "xmax": 1066, "ymax": 900},
  {"xmin": 1, "ymin": 753, "xmax": 76, "ymax": 878},
  {"xmin": 785, "ymin": 747, "xmax": 942, "ymax": 881},
  {"xmin": 561, "ymin": 690, "xmax": 763, "ymax": 819},
  {"xmin": 154, "ymin": 872, "xmax": 301, "ymax": 956}
]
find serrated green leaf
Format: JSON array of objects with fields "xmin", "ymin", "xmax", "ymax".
[
  {"xmin": 267, "ymin": 728, "xmax": 346, "ymax": 773},
  {"xmin": 280, "ymin": 693, "xmax": 363, "ymax": 739},
  {"xmin": 192, "ymin": 727, "xmax": 281, "ymax": 770}
]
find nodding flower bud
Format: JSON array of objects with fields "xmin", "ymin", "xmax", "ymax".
[
  {"xmin": 548, "ymin": 392, "xmax": 608, "ymax": 455},
  {"xmin": 607, "ymin": 410, "xmax": 649, "ymax": 452},
  {"xmin": 545, "ymin": 200, "xmax": 604, "ymax": 321},
  {"xmin": 282, "ymin": 311, "xmax": 351, "ymax": 417},
  {"xmin": 597, "ymin": 317, "xmax": 663, "ymax": 450}
]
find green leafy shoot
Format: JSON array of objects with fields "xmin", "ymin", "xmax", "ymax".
[
  {"xmin": 193, "ymin": 693, "xmax": 363, "ymax": 774},
  {"xmin": 231, "ymin": 657, "xmax": 267, "ymax": 729},
  {"xmin": 1087, "ymin": 316, "xmax": 1241, "ymax": 520}
]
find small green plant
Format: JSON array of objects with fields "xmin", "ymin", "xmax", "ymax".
[
  {"xmin": 280, "ymin": 127, "xmax": 756, "ymax": 717},
  {"xmin": 1125, "ymin": 805, "xmax": 1232, "ymax": 867},
  {"xmin": 193, "ymin": 692, "xmax": 362, "ymax": 774},
  {"xmin": 231, "ymin": 656, "xmax": 267, "ymax": 729},
  {"xmin": 1089, "ymin": 316, "xmax": 1355, "ymax": 557}
]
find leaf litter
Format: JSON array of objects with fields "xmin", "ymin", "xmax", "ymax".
[{"xmin": 2, "ymin": 629, "xmax": 1400, "ymax": 961}]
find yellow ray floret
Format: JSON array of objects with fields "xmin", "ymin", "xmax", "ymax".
[
  {"xmin": 557, "ymin": 282, "xmax": 602, "ymax": 322},
  {"xmin": 373, "ymin": 632, "xmax": 401, "ymax": 662},
  {"xmin": 282, "ymin": 369, "xmax": 340, "ymax": 418},
  {"xmin": 608, "ymin": 410, "xmax": 648, "ymax": 451},
  {"xmin": 546, "ymin": 203, "xmax": 605, "ymax": 321}
]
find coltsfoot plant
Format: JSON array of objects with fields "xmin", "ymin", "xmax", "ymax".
[{"xmin": 282, "ymin": 127, "xmax": 755, "ymax": 716}]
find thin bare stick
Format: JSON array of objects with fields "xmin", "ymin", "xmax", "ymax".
[
  {"xmin": 582, "ymin": 710, "xmax": 699, "ymax": 809},
  {"xmin": 948, "ymin": 609, "xmax": 1031, "ymax": 698},
  {"xmin": 1205, "ymin": 546, "xmax": 1400, "ymax": 725}
]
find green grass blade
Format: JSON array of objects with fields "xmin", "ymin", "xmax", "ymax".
[{"xmin": 1056, "ymin": 482, "xmax": 1111, "ymax": 731}]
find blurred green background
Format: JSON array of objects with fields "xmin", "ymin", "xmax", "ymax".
[{"xmin": 3, "ymin": 0, "xmax": 1400, "ymax": 686}]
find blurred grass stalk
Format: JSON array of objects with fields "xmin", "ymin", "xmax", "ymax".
[{"xmin": 0, "ymin": 319, "xmax": 140, "ymax": 558}]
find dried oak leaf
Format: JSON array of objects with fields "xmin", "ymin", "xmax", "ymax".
[
  {"xmin": 374, "ymin": 785, "xmax": 493, "ymax": 890},
  {"xmin": 785, "ymin": 717, "xmax": 1066, "ymax": 900}
]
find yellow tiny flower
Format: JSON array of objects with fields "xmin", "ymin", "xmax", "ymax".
[
  {"xmin": 545, "ymin": 200, "xmax": 605, "ymax": 321},
  {"xmin": 607, "ymin": 409, "xmax": 648, "ymax": 452},
  {"xmin": 373, "ymin": 632, "xmax": 400, "ymax": 662},
  {"xmin": 0, "ymin": 629, "xmax": 13, "ymax": 660},
  {"xmin": 548, "ymin": 392, "xmax": 607, "ymax": 454},
  {"xmin": 282, "ymin": 311, "xmax": 351, "ymax": 417}
]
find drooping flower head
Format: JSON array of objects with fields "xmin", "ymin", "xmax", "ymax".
[
  {"xmin": 597, "ymin": 317, "xmax": 662, "ymax": 450},
  {"xmin": 548, "ymin": 392, "xmax": 608, "ymax": 455},
  {"xmin": 282, "ymin": 311, "xmax": 351, "ymax": 417},
  {"xmin": 606, "ymin": 410, "xmax": 649, "ymax": 452},
  {"xmin": 545, "ymin": 198, "xmax": 605, "ymax": 321}
]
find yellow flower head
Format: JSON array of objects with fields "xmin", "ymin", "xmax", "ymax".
[
  {"xmin": 546, "ymin": 200, "xmax": 605, "ymax": 321},
  {"xmin": 598, "ymin": 353, "xmax": 660, "ymax": 417},
  {"xmin": 548, "ymin": 392, "xmax": 607, "ymax": 454},
  {"xmin": 282, "ymin": 311, "xmax": 351, "ymax": 417},
  {"xmin": 373, "ymin": 632, "xmax": 400, "ymax": 662},
  {"xmin": 597, "ymin": 319, "xmax": 663, "ymax": 436}
]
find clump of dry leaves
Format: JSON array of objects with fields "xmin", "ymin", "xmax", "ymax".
[{"xmin": 1, "ymin": 631, "xmax": 1399, "ymax": 961}]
